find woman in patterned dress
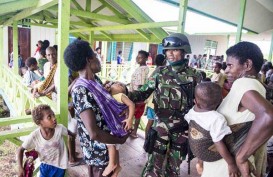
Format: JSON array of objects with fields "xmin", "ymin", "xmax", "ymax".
[{"xmin": 64, "ymin": 40, "xmax": 128, "ymax": 177}]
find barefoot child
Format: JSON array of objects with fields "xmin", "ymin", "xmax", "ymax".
[
  {"xmin": 17, "ymin": 104, "xmax": 74, "ymax": 177},
  {"xmin": 185, "ymin": 82, "xmax": 240, "ymax": 176},
  {"xmin": 103, "ymin": 81, "xmax": 135, "ymax": 176}
]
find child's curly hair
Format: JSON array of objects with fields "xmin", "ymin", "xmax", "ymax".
[{"xmin": 31, "ymin": 104, "xmax": 51, "ymax": 125}]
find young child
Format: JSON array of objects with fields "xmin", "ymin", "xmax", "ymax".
[
  {"xmin": 184, "ymin": 82, "xmax": 240, "ymax": 176},
  {"xmin": 211, "ymin": 62, "xmax": 226, "ymax": 87},
  {"xmin": 17, "ymin": 104, "xmax": 74, "ymax": 177},
  {"xmin": 23, "ymin": 57, "xmax": 42, "ymax": 88},
  {"xmin": 103, "ymin": 81, "xmax": 135, "ymax": 177},
  {"xmin": 34, "ymin": 40, "xmax": 43, "ymax": 58},
  {"xmin": 130, "ymin": 50, "xmax": 149, "ymax": 138}
]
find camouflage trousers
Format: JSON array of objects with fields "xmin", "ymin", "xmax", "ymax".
[{"xmin": 142, "ymin": 120, "xmax": 187, "ymax": 177}]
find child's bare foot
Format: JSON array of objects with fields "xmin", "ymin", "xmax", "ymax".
[
  {"xmin": 102, "ymin": 164, "xmax": 117, "ymax": 176},
  {"xmin": 196, "ymin": 162, "xmax": 203, "ymax": 175},
  {"xmin": 111, "ymin": 165, "xmax": 122, "ymax": 177}
]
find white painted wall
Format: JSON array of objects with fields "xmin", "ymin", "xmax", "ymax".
[
  {"xmin": 131, "ymin": 42, "xmax": 149, "ymax": 64},
  {"xmin": 229, "ymin": 34, "xmax": 272, "ymax": 59},
  {"xmin": 30, "ymin": 26, "xmax": 56, "ymax": 56},
  {"xmin": 188, "ymin": 32, "xmax": 272, "ymax": 60},
  {"xmin": 187, "ymin": 35, "xmax": 228, "ymax": 56}
]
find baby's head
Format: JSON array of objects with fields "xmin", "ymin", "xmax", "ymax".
[
  {"xmin": 194, "ymin": 82, "xmax": 222, "ymax": 111},
  {"xmin": 109, "ymin": 82, "xmax": 128, "ymax": 95},
  {"xmin": 32, "ymin": 104, "xmax": 56, "ymax": 127}
]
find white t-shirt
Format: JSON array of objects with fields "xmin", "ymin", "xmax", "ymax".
[
  {"xmin": 23, "ymin": 70, "xmax": 41, "ymax": 86},
  {"xmin": 43, "ymin": 62, "xmax": 51, "ymax": 78},
  {"xmin": 22, "ymin": 124, "xmax": 68, "ymax": 169},
  {"xmin": 185, "ymin": 107, "xmax": 231, "ymax": 142},
  {"xmin": 188, "ymin": 57, "xmax": 197, "ymax": 67}
]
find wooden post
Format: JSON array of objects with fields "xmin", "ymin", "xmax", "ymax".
[
  {"xmin": 0, "ymin": 27, "xmax": 3, "ymax": 66},
  {"xmin": 269, "ymin": 32, "xmax": 273, "ymax": 62},
  {"xmin": 177, "ymin": 0, "xmax": 188, "ymax": 33},
  {"xmin": 12, "ymin": 21, "xmax": 19, "ymax": 74},
  {"xmin": 236, "ymin": 0, "xmax": 247, "ymax": 43},
  {"xmin": 89, "ymin": 31, "xmax": 94, "ymax": 47},
  {"xmin": 57, "ymin": 0, "xmax": 70, "ymax": 127}
]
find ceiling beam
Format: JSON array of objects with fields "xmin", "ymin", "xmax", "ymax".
[
  {"xmin": 70, "ymin": 9, "xmax": 130, "ymax": 24},
  {"xmin": 0, "ymin": 0, "xmax": 38, "ymax": 16},
  {"xmin": 69, "ymin": 21, "xmax": 93, "ymax": 28},
  {"xmin": 18, "ymin": 21, "xmax": 57, "ymax": 28},
  {"xmin": 86, "ymin": 0, "xmax": 91, "ymax": 12},
  {"xmin": 70, "ymin": 26, "xmax": 88, "ymax": 40},
  {"xmin": 70, "ymin": 21, "xmax": 178, "ymax": 33},
  {"xmin": 92, "ymin": 5, "xmax": 105, "ymax": 13},
  {"xmin": 29, "ymin": 14, "xmax": 94, "ymax": 28},
  {"xmin": 98, "ymin": 0, "xmax": 153, "ymax": 41},
  {"xmin": 94, "ymin": 34, "xmax": 161, "ymax": 43},
  {"xmin": 71, "ymin": 0, "xmax": 93, "ymax": 24},
  {"xmin": 2, "ymin": 0, "xmax": 58, "ymax": 26},
  {"xmin": 100, "ymin": 31, "xmax": 112, "ymax": 40},
  {"xmin": 98, "ymin": 0, "xmax": 124, "ymax": 18},
  {"xmin": 136, "ymin": 29, "xmax": 150, "ymax": 40},
  {"xmin": 43, "ymin": 10, "xmax": 56, "ymax": 18},
  {"xmin": 114, "ymin": 0, "xmax": 168, "ymax": 40},
  {"xmin": 0, "ymin": 0, "xmax": 17, "ymax": 4}
]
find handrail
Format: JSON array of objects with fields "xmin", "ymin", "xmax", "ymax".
[
  {"xmin": 0, "ymin": 63, "xmax": 213, "ymax": 146},
  {"xmin": 98, "ymin": 63, "xmax": 156, "ymax": 83},
  {"xmin": 0, "ymin": 66, "xmax": 59, "ymax": 145},
  {"xmin": 0, "ymin": 66, "xmax": 57, "ymax": 115}
]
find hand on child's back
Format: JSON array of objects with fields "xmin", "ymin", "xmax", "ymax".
[{"xmin": 122, "ymin": 118, "xmax": 133, "ymax": 131}]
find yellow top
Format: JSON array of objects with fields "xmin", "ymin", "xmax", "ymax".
[{"xmin": 112, "ymin": 93, "xmax": 126, "ymax": 104}]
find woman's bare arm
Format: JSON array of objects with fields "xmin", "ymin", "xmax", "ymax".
[
  {"xmin": 121, "ymin": 94, "xmax": 135, "ymax": 131},
  {"xmin": 236, "ymin": 90, "xmax": 273, "ymax": 176},
  {"xmin": 80, "ymin": 109, "xmax": 128, "ymax": 144}
]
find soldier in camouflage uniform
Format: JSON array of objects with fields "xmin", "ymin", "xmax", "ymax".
[{"xmin": 128, "ymin": 33, "xmax": 201, "ymax": 177}]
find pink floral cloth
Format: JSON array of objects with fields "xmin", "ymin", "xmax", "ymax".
[{"xmin": 130, "ymin": 66, "xmax": 149, "ymax": 91}]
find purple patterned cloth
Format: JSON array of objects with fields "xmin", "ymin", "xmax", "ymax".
[{"xmin": 73, "ymin": 77, "xmax": 128, "ymax": 137}]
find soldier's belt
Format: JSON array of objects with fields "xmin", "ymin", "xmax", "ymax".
[
  {"xmin": 157, "ymin": 108, "xmax": 186, "ymax": 117},
  {"xmin": 169, "ymin": 122, "xmax": 189, "ymax": 134}
]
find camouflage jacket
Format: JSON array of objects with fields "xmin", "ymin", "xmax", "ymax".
[{"xmin": 128, "ymin": 62, "xmax": 202, "ymax": 115}]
